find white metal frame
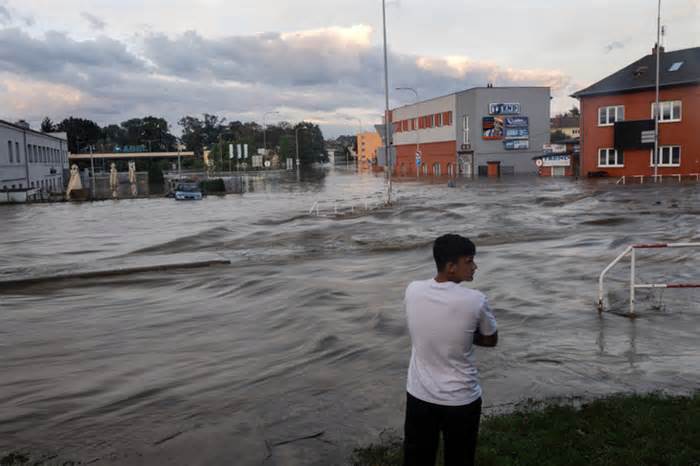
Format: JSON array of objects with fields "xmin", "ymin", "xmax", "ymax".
[{"xmin": 598, "ymin": 242, "xmax": 700, "ymax": 316}]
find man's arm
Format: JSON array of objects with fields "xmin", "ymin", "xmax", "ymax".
[
  {"xmin": 474, "ymin": 295, "xmax": 498, "ymax": 347},
  {"xmin": 473, "ymin": 330, "xmax": 498, "ymax": 347}
]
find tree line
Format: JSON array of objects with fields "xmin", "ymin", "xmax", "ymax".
[{"xmin": 40, "ymin": 114, "xmax": 328, "ymax": 167}]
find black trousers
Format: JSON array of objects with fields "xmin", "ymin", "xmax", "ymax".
[{"xmin": 403, "ymin": 392, "xmax": 482, "ymax": 466}]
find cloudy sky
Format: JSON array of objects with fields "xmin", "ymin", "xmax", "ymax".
[{"xmin": 0, "ymin": 0, "xmax": 698, "ymax": 137}]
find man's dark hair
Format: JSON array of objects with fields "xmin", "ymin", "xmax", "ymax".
[{"xmin": 433, "ymin": 234, "xmax": 476, "ymax": 271}]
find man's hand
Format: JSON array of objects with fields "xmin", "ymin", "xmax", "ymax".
[{"xmin": 473, "ymin": 331, "xmax": 498, "ymax": 347}]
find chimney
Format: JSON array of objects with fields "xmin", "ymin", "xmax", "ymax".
[{"xmin": 652, "ymin": 43, "xmax": 665, "ymax": 55}]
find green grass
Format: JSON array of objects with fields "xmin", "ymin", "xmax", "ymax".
[{"xmin": 352, "ymin": 393, "xmax": 700, "ymax": 466}]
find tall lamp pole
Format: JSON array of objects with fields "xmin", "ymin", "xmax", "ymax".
[
  {"xmin": 396, "ymin": 87, "xmax": 420, "ymax": 179},
  {"xmin": 653, "ymin": 0, "xmax": 662, "ymax": 181},
  {"xmin": 381, "ymin": 0, "xmax": 392, "ymax": 204}
]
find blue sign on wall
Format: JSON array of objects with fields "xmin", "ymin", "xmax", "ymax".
[
  {"xmin": 505, "ymin": 127, "xmax": 529, "ymax": 139},
  {"xmin": 504, "ymin": 140, "xmax": 530, "ymax": 150},
  {"xmin": 504, "ymin": 116, "xmax": 529, "ymax": 127}
]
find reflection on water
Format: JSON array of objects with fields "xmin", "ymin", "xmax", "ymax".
[{"xmin": 1, "ymin": 169, "xmax": 699, "ymax": 465}]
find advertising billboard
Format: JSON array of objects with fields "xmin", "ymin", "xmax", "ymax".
[
  {"xmin": 482, "ymin": 116, "xmax": 504, "ymax": 140},
  {"xmin": 614, "ymin": 119, "xmax": 655, "ymax": 150},
  {"xmin": 505, "ymin": 127, "xmax": 529, "ymax": 139},
  {"xmin": 504, "ymin": 116, "xmax": 528, "ymax": 127},
  {"xmin": 504, "ymin": 140, "xmax": 530, "ymax": 150}
]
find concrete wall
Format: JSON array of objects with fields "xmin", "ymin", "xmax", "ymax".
[{"xmin": 457, "ymin": 87, "xmax": 551, "ymax": 174}]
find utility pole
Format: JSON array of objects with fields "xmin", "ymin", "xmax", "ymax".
[
  {"xmin": 653, "ymin": 0, "xmax": 662, "ymax": 181},
  {"xmin": 382, "ymin": 0, "xmax": 392, "ymax": 204}
]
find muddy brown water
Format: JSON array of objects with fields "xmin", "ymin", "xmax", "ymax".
[{"xmin": 1, "ymin": 169, "xmax": 699, "ymax": 465}]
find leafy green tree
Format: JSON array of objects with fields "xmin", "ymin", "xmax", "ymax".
[
  {"xmin": 56, "ymin": 117, "xmax": 102, "ymax": 153},
  {"xmin": 40, "ymin": 117, "xmax": 55, "ymax": 133},
  {"xmin": 551, "ymin": 130, "xmax": 568, "ymax": 143}
]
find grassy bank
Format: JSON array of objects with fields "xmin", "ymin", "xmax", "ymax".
[{"xmin": 352, "ymin": 393, "xmax": 700, "ymax": 466}]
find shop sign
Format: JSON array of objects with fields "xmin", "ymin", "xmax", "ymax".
[
  {"xmin": 542, "ymin": 144, "xmax": 567, "ymax": 154},
  {"xmin": 541, "ymin": 155, "xmax": 570, "ymax": 167},
  {"xmin": 489, "ymin": 103, "xmax": 521, "ymax": 115},
  {"xmin": 504, "ymin": 140, "xmax": 529, "ymax": 150}
]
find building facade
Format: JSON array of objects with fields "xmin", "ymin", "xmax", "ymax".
[
  {"xmin": 356, "ymin": 131, "xmax": 382, "ymax": 171},
  {"xmin": 550, "ymin": 115, "xmax": 581, "ymax": 139},
  {"xmin": 1, "ymin": 120, "xmax": 69, "ymax": 192},
  {"xmin": 573, "ymin": 46, "xmax": 700, "ymax": 178},
  {"xmin": 390, "ymin": 87, "xmax": 551, "ymax": 177}
]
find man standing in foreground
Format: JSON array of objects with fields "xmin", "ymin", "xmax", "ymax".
[{"xmin": 403, "ymin": 234, "xmax": 498, "ymax": 466}]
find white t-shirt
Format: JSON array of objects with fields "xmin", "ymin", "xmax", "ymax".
[{"xmin": 405, "ymin": 279, "xmax": 497, "ymax": 406}]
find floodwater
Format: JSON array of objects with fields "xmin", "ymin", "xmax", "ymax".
[{"xmin": 1, "ymin": 169, "xmax": 699, "ymax": 465}]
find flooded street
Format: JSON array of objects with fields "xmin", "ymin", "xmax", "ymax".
[{"xmin": 1, "ymin": 169, "xmax": 699, "ymax": 465}]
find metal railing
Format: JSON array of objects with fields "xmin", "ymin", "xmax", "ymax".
[
  {"xmin": 598, "ymin": 242, "xmax": 700, "ymax": 316},
  {"xmin": 308, "ymin": 192, "xmax": 390, "ymax": 217},
  {"xmin": 617, "ymin": 174, "xmax": 700, "ymax": 185}
]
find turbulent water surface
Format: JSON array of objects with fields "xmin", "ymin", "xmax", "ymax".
[{"xmin": 1, "ymin": 169, "xmax": 699, "ymax": 465}]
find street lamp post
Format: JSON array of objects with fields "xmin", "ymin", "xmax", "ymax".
[
  {"xmin": 396, "ymin": 87, "xmax": 420, "ymax": 179},
  {"xmin": 381, "ymin": 0, "xmax": 392, "ymax": 204}
]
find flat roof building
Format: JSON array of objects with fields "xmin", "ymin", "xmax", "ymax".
[
  {"xmin": 1, "ymin": 120, "xmax": 69, "ymax": 193},
  {"xmin": 388, "ymin": 86, "xmax": 551, "ymax": 177}
]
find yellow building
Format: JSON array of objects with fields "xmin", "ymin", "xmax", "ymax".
[{"xmin": 356, "ymin": 131, "xmax": 382, "ymax": 171}]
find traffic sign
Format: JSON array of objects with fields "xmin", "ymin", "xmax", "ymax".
[{"xmin": 415, "ymin": 151, "xmax": 422, "ymax": 166}]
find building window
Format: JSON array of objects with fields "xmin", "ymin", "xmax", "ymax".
[
  {"xmin": 16, "ymin": 142, "xmax": 20, "ymax": 162},
  {"xmin": 598, "ymin": 106, "xmax": 624, "ymax": 126},
  {"xmin": 435, "ymin": 113, "xmax": 442, "ymax": 127},
  {"xmin": 432, "ymin": 163, "xmax": 441, "ymax": 176},
  {"xmin": 598, "ymin": 148, "xmax": 624, "ymax": 167},
  {"xmin": 16, "ymin": 143, "xmax": 20, "ymax": 163},
  {"xmin": 443, "ymin": 112, "xmax": 452, "ymax": 126},
  {"xmin": 651, "ymin": 146, "xmax": 680, "ymax": 167},
  {"xmin": 8, "ymin": 141, "xmax": 12, "ymax": 163},
  {"xmin": 652, "ymin": 101, "xmax": 681, "ymax": 123},
  {"xmin": 463, "ymin": 116, "xmax": 470, "ymax": 144}
]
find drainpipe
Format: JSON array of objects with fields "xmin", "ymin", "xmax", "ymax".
[{"xmin": 22, "ymin": 130, "xmax": 29, "ymax": 189}]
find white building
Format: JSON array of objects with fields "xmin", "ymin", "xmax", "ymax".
[{"xmin": 1, "ymin": 120, "xmax": 69, "ymax": 193}]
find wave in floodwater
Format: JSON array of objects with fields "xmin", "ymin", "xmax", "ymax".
[{"xmin": 1, "ymin": 171, "xmax": 699, "ymax": 465}]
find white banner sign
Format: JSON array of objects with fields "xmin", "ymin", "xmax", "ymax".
[
  {"xmin": 541, "ymin": 155, "xmax": 570, "ymax": 167},
  {"xmin": 542, "ymin": 144, "xmax": 568, "ymax": 154}
]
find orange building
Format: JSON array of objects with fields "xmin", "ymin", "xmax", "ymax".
[
  {"xmin": 573, "ymin": 46, "xmax": 700, "ymax": 179},
  {"xmin": 356, "ymin": 131, "xmax": 381, "ymax": 171}
]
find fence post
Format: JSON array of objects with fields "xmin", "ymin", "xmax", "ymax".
[{"xmin": 629, "ymin": 248, "xmax": 636, "ymax": 316}]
